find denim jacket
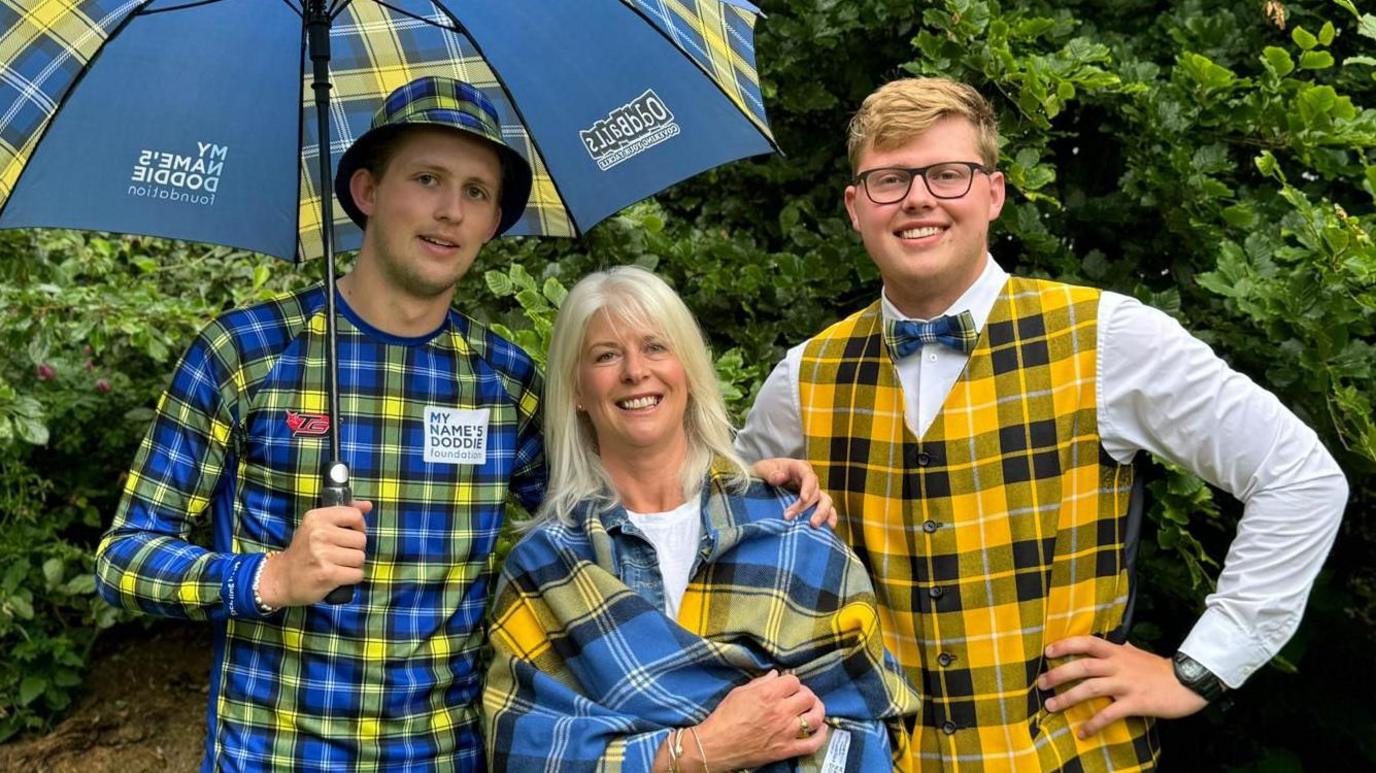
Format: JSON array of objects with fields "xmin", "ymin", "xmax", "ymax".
[{"xmin": 589, "ymin": 495, "xmax": 715, "ymax": 616}]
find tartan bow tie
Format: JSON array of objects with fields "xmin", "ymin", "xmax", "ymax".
[{"xmin": 885, "ymin": 310, "xmax": 979, "ymax": 357}]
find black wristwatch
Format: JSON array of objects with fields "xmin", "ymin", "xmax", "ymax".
[{"xmin": 1172, "ymin": 652, "xmax": 1227, "ymax": 703}]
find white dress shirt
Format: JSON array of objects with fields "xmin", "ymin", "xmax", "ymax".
[{"xmin": 736, "ymin": 257, "xmax": 1348, "ymax": 688}]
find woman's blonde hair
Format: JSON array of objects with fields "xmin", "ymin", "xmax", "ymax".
[
  {"xmin": 847, "ymin": 77, "xmax": 1000, "ymax": 171},
  {"xmin": 535, "ymin": 266, "xmax": 750, "ymax": 526}
]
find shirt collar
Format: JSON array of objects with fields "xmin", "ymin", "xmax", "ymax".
[{"xmin": 880, "ymin": 255, "xmax": 1008, "ymax": 333}]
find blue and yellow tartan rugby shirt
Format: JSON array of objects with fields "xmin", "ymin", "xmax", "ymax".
[{"xmin": 96, "ymin": 283, "xmax": 545, "ymax": 772}]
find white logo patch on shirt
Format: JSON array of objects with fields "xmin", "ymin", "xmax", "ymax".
[{"xmin": 423, "ymin": 406, "xmax": 489, "ymax": 465}]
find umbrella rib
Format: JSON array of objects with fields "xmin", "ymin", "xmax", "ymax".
[
  {"xmin": 328, "ymin": 0, "xmax": 354, "ymax": 22},
  {"xmin": 422, "ymin": 2, "xmax": 589, "ymax": 236},
  {"xmin": 614, "ymin": 0, "xmax": 777, "ymax": 149},
  {"xmin": 367, "ymin": 0, "xmax": 459, "ymax": 32},
  {"xmin": 133, "ymin": 0, "xmax": 231, "ymax": 16}
]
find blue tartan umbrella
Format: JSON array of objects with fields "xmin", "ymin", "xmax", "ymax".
[
  {"xmin": 0, "ymin": 0, "xmax": 777, "ymax": 260},
  {"xmin": 0, "ymin": 0, "xmax": 777, "ymax": 532}
]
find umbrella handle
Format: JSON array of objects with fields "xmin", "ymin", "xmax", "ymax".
[{"xmin": 321, "ymin": 461, "xmax": 356, "ymax": 605}]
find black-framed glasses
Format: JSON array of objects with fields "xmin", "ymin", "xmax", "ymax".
[{"xmin": 853, "ymin": 161, "xmax": 992, "ymax": 203}]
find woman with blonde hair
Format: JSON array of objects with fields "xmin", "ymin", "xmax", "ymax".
[{"xmin": 484, "ymin": 266, "xmax": 918, "ymax": 771}]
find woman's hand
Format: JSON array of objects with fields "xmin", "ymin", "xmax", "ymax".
[
  {"xmin": 751, "ymin": 458, "xmax": 837, "ymax": 528},
  {"xmin": 689, "ymin": 670, "xmax": 829, "ymax": 770}
]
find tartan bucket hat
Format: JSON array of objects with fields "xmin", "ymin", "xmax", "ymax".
[{"xmin": 335, "ymin": 76, "xmax": 533, "ymax": 236}]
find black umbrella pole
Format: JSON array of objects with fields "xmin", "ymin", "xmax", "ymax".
[{"xmin": 309, "ymin": 2, "xmax": 355, "ymax": 605}]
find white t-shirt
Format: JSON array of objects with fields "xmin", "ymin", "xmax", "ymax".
[{"xmin": 625, "ymin": 500, "xmax": 702, "ymax": 621}]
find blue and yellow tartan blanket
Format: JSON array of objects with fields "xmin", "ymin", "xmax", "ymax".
[{"xmin": 484, "ymin": 472, "xmax": 919, "ymax": 771}]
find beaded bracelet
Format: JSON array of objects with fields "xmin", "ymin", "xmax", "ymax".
[{"xmin": 252, "ymin": 551, "xmax": 280, "ymax": 614}]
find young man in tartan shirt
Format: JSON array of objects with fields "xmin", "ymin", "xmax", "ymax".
[
  {"xmin": 94, "ymin": 77, "xmax": 544, "ymax": 771},
  {"xmin": 737, "ymin": 77, "xmax": 1348, "ymax": 770}
]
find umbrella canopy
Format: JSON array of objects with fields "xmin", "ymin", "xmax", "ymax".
[{"xmin": 0, "ymin": 0, "xmax": 777, "ymax": 261}]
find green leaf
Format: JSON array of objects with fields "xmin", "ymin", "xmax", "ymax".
[
  {"xmin": 514, "ymin": 288, "xmax": 544, "ymax": 313},
  {"xmin": 1180, "ymin": 52, "xmax": 1236, "ymax": 90},
  {"xmin": 1345, "ymin": 55, "xmax": 1376, "ymax": 67},
  {"xmin": 19, "ymin": 676, "xmax": 47, "ymax": 706},
  {"xmin": 1262, "ymin": 47, "xmax": 1295, "ymax": 77},
  {"xmin": 62, "ymin": 574, "xmax": 96, "ymax": 596},
  {"xmin": 1254, "ymin": 151, "xmax": 1280, "ymax": 179},
  {"xmin": 1323, "ymin": 226, "xmax": 1351, "ymax": 254},
  {"xmin": 541, "ymin": 277, "xmax": 568, "ymax": 308},
  {"xmin": 2, "ymin": 562, "xmax": 25, "ymax": 593},
  {"xmin": 1318, "ymin": 21, "xmax": 1336, "ymax": 46},
  {"xmin": 1082, "ymin": 250, "xmax": 1111, "ymax": 280},
  {"xmin": 42, "ymin": 558, "xmax": 64, "ymax": 588},
  {"xmin": 1167, "ymin": 471, "xmax": 1206, "ymax": 496},
  {"xmin": 95, "ymin": 602, "xmax": 121, "ymax": 630},
  {"xmin": 1221, "ymin": 204, "xmax": 1258, "ymax": 229},
  {"xmin": 484, "ymin": 270, "xmax": 515, "ymax": 298},
  {"xmin": 146, "ymin": 335, "xmax": 170, "ymax": 362},
  {"xmin": 26, "ymin": 336, "xmax": 50, "ymax": 367},
  {"xmin": 780, "ymin": 201, "xmax": 801, "ymax": 233},
  {"xmin": 509, "ymin": 264, "xmax": 537, "ymax": 292},
  {"xmin": 8, "ymin": 592, "xmax": 34, "ymax": 620},
  {"xmin": 14, "ymin": 414, "xmax": 49, "ymax": 446},
  {"xmin": 1298, "ymin": 85, "xmax": 1340, "ymax": 124},
  {"xmin": 1360, "ymin": 13, "xmax": 1376, "ymax": 41},
  {"xmin": 1291, "ymin": 26, "xmax": 1318, "ymax": 50},
  {"xmin": 1298, "ymin": 51, "xmax": 1335, "ymax": 70},
  {"xmin": 14, "ymin": 396, "xmax": 44, "ymax": 419},
  {"xmin": 124, "ymin": 406, "xmax": 156, "ymax": 423}
]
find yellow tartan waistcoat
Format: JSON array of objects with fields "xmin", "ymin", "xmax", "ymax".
[{"xmin": 799, "ymin": 277, "xmax": 1159, "ymax": 772}]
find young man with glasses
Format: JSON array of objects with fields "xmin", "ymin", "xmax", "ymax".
[{"xmin": 736, "ymin": 77, "xmax": 1347, "ymax": 770}]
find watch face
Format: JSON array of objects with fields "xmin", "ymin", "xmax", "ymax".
[
  {"xmin": 1176, "ymin": 656, "xmax": 1206, "ymax": 683},
  {"xmin": 1174, "ymin": 653, "xmax": 1224, "ymax": 701}
]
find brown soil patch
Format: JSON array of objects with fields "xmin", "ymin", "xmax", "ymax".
[{"xmin": 0, "ymin": 623, "xmax": 210, "ymax": 772}]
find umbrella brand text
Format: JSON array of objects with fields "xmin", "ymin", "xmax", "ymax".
[
  {"xmin": 580, "ymin": 90, "xmax": 679, "ymax": 171},
  {"xmin": 127, "ymin": 141, "xmax": 228, "ymax": 207},
  {"xmin": 423, "ymin": 406, "xmax": 489, "ymax": 465}
]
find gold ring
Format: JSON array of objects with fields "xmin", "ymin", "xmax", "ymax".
[{"xmin": 798, "ymin": 715, "xmax": 812, "ymax": 737}]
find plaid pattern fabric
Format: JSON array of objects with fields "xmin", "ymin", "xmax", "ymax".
[
  {"xmin": 96, "ymin": 283, "xmax": 546, "ymax": 772},
  {"xmin": 484, "ymin": 470, "xmax": 920, "ymax": 772},
  {"xmin": 885, "ymin": 310, "xmax": 979, "ymax": 357},
  {"xmin": 0, "ymin": 0, "xmax": 138, "ymax": 205},
  {"xmin": 302, "ymin": 1, "xmax": 570, "ymax": 258},
  {"xmin": 621, "ymin": 0, "xmax": 772, "ymax": 139},
  {"xmin": 798, "ymin": 278, "xmax": 1159, "ymax": 772},
  {"xmin": 370, "ymin": 76, "xmax": 505, "ymax": 144}
]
